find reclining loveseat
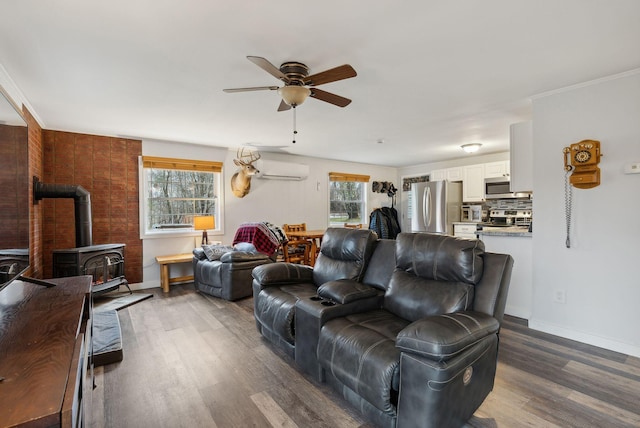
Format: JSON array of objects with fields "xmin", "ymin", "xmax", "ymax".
[{"xmin": 251, "ymin": 230, "xmax": 513, "ymax": 428}]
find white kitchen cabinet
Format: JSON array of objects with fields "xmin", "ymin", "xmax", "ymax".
[
  {"xmin": 510, "ymin": 121, "xmax": 533, "ymax": 192},
  {"xmin": 462, "ymin": 164, "xmax": 485, "ymax": 202},
  {"xmin": 484, "ymin": 160, "xmax": 510, "ymax": 179},
  {"xmin": 481, "ymin": 234, "xmax": 532, "ymax": 319},
  {"xmin": 446, "ymin": 167, "xmax": 463, "ymax": 181},
  {"xmin": 430, "ymin": 167, "xmax": 462, "ymax": 182},
  {"xmin": 430, "ymin": 169, "xmax": 446, "ymax": 181}
]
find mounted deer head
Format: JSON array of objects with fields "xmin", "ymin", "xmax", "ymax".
[{"xmin": 231, "ymin": 148, "xmax": 261, "ymax": 198}]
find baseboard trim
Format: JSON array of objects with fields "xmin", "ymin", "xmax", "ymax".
[
  {"xmin": 504, "ymin": 305, "xmax": 532, "ymax": 320},
  {"xmin": 127, "ymin": 280, "xmax": 193, "ymax": 291},
  {"xmin": 528, "ymin": 318, "xmax": 640, "ymax": 359}
]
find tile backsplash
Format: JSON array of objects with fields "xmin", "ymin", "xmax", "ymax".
[{"xmin": 486, "ymin": 199, "xmax": 533, "ymax": 210}]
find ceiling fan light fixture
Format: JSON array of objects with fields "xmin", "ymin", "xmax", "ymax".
[
  {"xmin": 461, "ymin": 143, "xmax": 482, "ymax": 153},
  {"xmin": 278, "ymin": 86, "xmax": 311, "ymax": 106}
]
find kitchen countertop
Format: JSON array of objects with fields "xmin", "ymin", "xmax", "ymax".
[{"xmin": 477, "ymin": 226, "xmax": 532, "ymax": 237}]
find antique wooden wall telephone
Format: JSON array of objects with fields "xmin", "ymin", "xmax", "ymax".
[{"xmin": 563, "ymin": 139, "xmax": 602, "ymax": 248}]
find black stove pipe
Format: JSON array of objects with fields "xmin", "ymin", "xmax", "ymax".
[{"xmin": 33, "ymin": 177, "xmax": 92, "ymax": 248}]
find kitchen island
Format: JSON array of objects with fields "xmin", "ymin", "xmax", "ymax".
[
  {"xmin": 477, "ymin": 225, "xmax": 531, "ymax": 237},
  {"xmin": 477, "ymin": 226, "xmax": 532, "ymax": 319}
]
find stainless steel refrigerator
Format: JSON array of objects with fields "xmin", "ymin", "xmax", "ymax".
[{"xmin": 410, "ymin": 181, "xmax": 462, "ymax": 235}]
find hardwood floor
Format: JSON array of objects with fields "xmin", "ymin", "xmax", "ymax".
[{"xmin": 92, "ymin": 285, "xmax": 640, "ymax": 428}]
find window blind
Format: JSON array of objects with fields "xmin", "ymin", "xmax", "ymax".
[
  {"xmin": 328, "ymin": 172, "xmax": 370, "ymax": 182},
  {"xmin": 141, "ymin": 156, "xmax": 222, "ymax": 172}
]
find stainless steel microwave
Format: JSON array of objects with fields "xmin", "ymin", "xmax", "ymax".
[{"xmin": 484, "ymin": 177, "xmax": 531, "ymax": 199}]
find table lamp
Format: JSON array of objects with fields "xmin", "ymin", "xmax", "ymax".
[{"xmin": 194, "ymin": 216, "xmax": 215, "ymax": 246}]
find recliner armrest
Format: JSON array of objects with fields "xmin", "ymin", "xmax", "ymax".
[
  {"xmin": 252, "ymin": 262, "xmax": 314, "ymax": 286},
  {"xmin": 220, "ymin": 251, "xmax": 271, "ymax": 263},
  {"xmin": 193, "ymin": 247, "xmax": 207, "ymax": 261},
  {"xmin": 396, "ymin": 311, "xmax": 499, "ymax": 361},
  {"xmin": 317, "ymin": 279, "xmax": 378, "ymax": 304}
]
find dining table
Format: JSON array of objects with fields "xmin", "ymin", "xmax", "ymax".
[{"xmin": 285, "ymin": 229, "xmax": 326, "ymax": 266}]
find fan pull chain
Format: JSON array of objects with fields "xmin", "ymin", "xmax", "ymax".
[{"xmin": 292, "ymin": 106, "xmax": 298, "ymax": 144}]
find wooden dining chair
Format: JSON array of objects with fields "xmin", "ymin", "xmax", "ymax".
[
  {"xmin": 282, "ymin": 223, "xmax": 311, "ymax": 265},
  {"xmin": 344, "ymin": 223, "xmax": 363, "ymax": 229},
  {"xmin": 283, "ymin": 223, "xmax": 307, "ymax": 233}
]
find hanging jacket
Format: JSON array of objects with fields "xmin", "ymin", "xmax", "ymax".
[
  {"xmin": 369, "ymin": 207, "xmax": 401, "ymax": 239},
  {"xmin": 380, "ymin": 207, "xmax": 401, "ymax": 238},
  {"xmin": 369, "ymin": 209, "xmax": 389, "ymax": 239}
]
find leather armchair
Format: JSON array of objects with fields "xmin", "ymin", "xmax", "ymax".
[
  {"xmin": 193, "ymin": 247, "xmax": 273, "ymax": 301},
  {"xmin": 315, "ymin": 233, "xmax": 513, "ymax": 428},
  {"xmin": 251, "ymin": 228, "xmax": 378, "ymax": 357}
]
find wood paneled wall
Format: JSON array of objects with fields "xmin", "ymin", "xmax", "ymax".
[
  {"xmin": 41, "ymin": 131, "xmax": 142, "ymax": 282},
  {"xmin": 0, "ymin": 124, "xmax": 29, "ymax": 249},
  {"xmin": 25, "ymin": 108, "xmax": 43, "ymax": 278}
]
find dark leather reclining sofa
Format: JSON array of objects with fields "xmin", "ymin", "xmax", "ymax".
[{"xmin": 252, "ymin": 228, "xmax": 513, "ymax": 428}]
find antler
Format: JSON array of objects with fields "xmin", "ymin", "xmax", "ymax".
[
  {"xmin": 248, "ymin": 150, "xmax": 261, "ymax": 163},
  {"xmin": 237, "ymin": 147, "xmax": 261, "ymax": 164}
]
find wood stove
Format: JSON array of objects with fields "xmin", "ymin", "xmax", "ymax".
[
  {"xmin": 35, "ymin": 180, "xmax": 130, "ymax": 294},
  {"xmin": 53, "ymin": 243, "xmax": 129, "ymax": 295}
]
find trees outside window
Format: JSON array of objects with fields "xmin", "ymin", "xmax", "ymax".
[
  {"xmin": 328, "ymin": 172, "xmax": 369, "ymax": 226},
  {"xmin": 140, "ymin": 157, "xmax": 222, "ymax": 237}
]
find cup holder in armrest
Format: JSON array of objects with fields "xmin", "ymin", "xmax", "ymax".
[{"xmin": 309, "ymin": 295, "xmax": 336, "ymax": 306}]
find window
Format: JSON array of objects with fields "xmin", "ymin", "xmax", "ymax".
[
  {"xmin": 329, "ymin": 172, "xmax": 369, "ymax": 226},
  {"xmin": 139, "ymin": 156, "xmax": 223, "ymax": 238}
]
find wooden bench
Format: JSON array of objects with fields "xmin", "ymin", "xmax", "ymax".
[{"xmin": 155, "ymin": 253, "xmax": 194, "ymax": 292}]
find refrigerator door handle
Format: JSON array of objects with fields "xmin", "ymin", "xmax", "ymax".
[{"xmin": 424, "ymin": 186, "xmax": 431, "ymax": 229}]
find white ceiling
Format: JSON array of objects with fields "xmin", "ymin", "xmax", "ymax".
[{"xmin": 1, "ymin": 1, "xmax": 639, "ymax": 167}]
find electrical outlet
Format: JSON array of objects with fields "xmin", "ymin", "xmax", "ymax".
[
  {"xmin": 553, "ymin": 289, "xmax": 567, "ymax": 304},
  {"xmin": 624, "ymin": 162, "xmax": 640, "ymax": 174}
]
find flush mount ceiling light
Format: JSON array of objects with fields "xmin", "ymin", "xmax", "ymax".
[{"xmin": 461, "ymin": 143, "xmax": 482, "ymax": 153}]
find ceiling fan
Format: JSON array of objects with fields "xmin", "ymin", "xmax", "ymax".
[{"xmin": 223, "ymin": 56, "xmax": 357, "ymax": 111}]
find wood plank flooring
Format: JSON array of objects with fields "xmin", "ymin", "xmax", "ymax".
[{"xmin": 91, "ymin": 285, "xmax": 640, "ymax": 427}]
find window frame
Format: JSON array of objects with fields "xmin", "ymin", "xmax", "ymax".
[
  {"xmin": 328, "ymin": 172, "xmax": 369, "ymax": 227},
  {"xmin": 138, "ymin": 156, "xmax": 224, "ymax": 239}
]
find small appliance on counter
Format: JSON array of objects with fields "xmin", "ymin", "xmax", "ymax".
[{"xmin": 460, "ymin": 204, "xmax": 486, "ymax": 223}]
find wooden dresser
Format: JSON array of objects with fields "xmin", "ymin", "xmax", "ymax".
[{"xmin": 0, "ymin": 275, "xmax": 93, "ymax": 427}]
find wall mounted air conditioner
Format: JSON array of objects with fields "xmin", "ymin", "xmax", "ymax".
[{"xmin": 255, "ymin": 159, "xmax": 309, "ymax": 181}]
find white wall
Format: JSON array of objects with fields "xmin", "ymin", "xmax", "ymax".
[
  {"xmin": 138, "ymin": 140, "xmax": 397, "ymax": 289},
  {"xmin": 530, "ymin": 70, "xmax": 640, "ymax": 357}
]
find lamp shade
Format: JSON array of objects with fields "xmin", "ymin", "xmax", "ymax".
[
  {"xmin": 194, "ymin": 216, "xmax": 215, "ymax": 231},
  {"xmin": 278, "ymin": 86, "xmax": 311, "ymax": 106}
]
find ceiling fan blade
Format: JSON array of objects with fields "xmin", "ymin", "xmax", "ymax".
[
  {"xmin": 303, "ymin": 64, "xmax": 357, "ymax": 86},
  {"xmin": 309, "ymin": 88, "xmax": 352, "ymax": 107},
  {"xmin": 277, "ymin": 99, "xmax": 291, "ymax": 112},
  {"xmin": 247, "ymin": 56, "xmax": 289, "ymax": 83},
  {"xmin": 223, "ymin": 86, "xmax": 279, "ymax": 93}
]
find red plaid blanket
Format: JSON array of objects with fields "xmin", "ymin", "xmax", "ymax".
[{"xmin": 233, "ymin": 222, "xmax": 281, "ymax": 256}]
